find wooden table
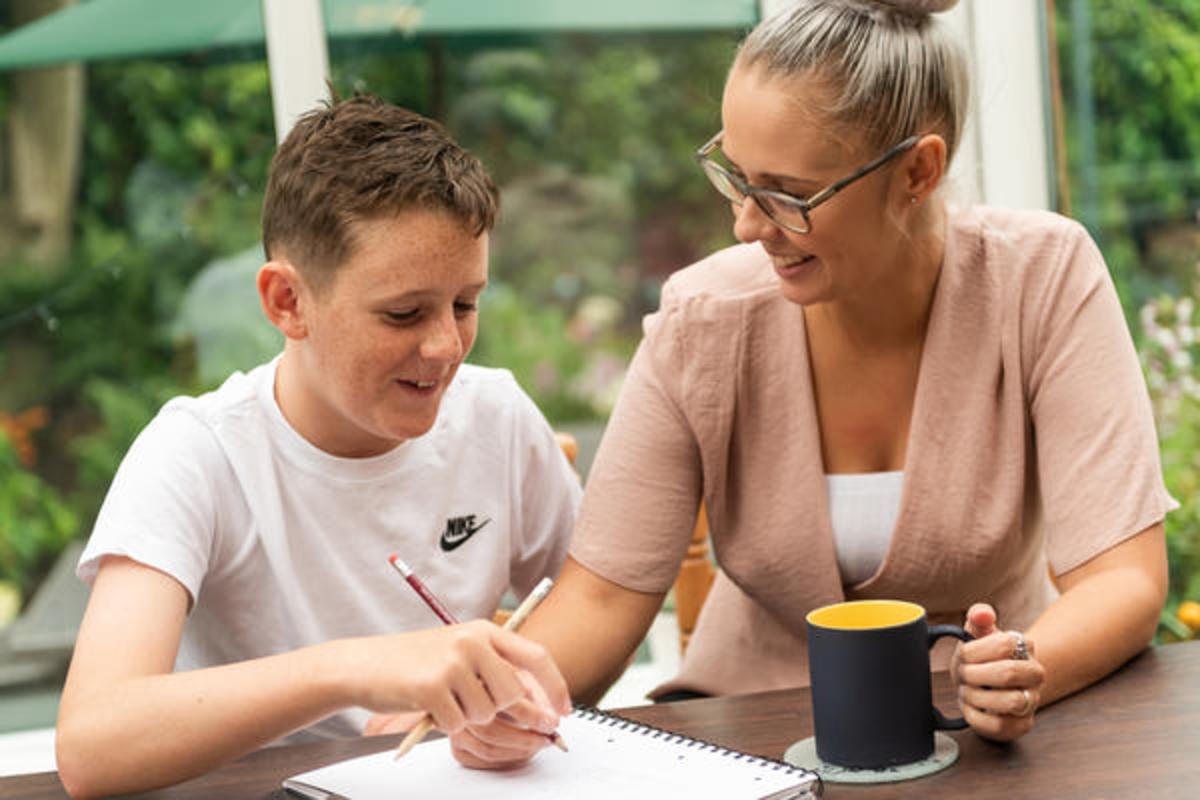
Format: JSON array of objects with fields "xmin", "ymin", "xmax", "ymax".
[{"xmin": 5, "ymin": 640, "xmax": 1198, "ymax": 799}]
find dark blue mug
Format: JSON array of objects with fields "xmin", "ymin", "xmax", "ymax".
[{"xmin": 806, "ymin": 599, "xmax": 972, "ymax": 769}]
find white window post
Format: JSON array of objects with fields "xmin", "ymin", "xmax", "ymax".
[
  {"xmin": 944, "ymin": 0, "xmax": 1052, "ymax": 210},
  {"xmin": 261, "ymin": 0, "xmax": 332, "ymax": 144}
]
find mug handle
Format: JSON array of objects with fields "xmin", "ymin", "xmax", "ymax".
[{"xmin": 927, "ymin": 624, "xmax": 973, "ymax": 730}]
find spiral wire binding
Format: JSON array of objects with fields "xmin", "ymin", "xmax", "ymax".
[{"xmin": 573, "ymin": 706, "xmax": 823, "ymax": 795}]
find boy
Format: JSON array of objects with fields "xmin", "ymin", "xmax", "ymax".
[{"xmin": 56, "ymin": 95, "xmax": 578, "ymax": 798}]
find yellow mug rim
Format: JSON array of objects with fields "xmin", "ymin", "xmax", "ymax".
[{"xmin": 806, "ymin": 599, "xmax": 926, "ymax": 631}]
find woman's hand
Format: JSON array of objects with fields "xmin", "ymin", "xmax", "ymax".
[
  {"xmin": 449, "ymin": 670, "xmax": 568, "ymax": 769},
  {"xmin": 951, "ymin": 603, "xmax": 1046, "ymax": 742}
]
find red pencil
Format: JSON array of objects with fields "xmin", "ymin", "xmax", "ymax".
[{"xmin": 388, "ymin": 554, "xmax": 458, "ymax": 625}]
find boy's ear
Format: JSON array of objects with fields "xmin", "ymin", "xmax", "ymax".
[{"xmin": 257, "ymin": 260, "xmax": 308, "ymax": 340}]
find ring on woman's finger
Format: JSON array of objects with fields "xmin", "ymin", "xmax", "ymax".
[
  {"xmin": 1010, "ymin": 631, "xmax": 1030, "ymax": 661},
  {"xmin": 1014, "ymin": 688, "xmax": 1035, "ymax": 717}
]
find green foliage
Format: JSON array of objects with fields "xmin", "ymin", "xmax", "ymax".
[
  {"xmin": 1057, "ymin": 0, "xmax": 1200, "ymax": 636},
  {"xmin": 471, "ymin": 284, "xmax": 634, "ymax": 422},
  {"xmin": 1139, "ymin": 286, "xmax": 1200, "ymax": 640},
  {"xmin": 490, "ymin": 165, "xmax": 635, "ymax": 311},
  {"xmin": 1159, "ymin": 406, "xmax": 1200, "ymax": 607},
  {"xmin": 0, "ymin": 56, "xmax": 272, "ymax": 605},
  {"xmin": 0, "ymin": 57, "xmax": 273, "ymax": 404},
  {"xmin": 80, "ymin": 59, "xmax": 272, "ymax": 235},
  {"xmin": 0, "ymin": 434, "xmax": 77, "ymax": 601},
  {"xmin": 1055, "ymin": 0, "xmax": 1200, "ymax": 308}
]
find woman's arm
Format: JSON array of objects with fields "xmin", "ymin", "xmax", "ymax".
[
  {"xmin": 521, "ymin": 557, "xmax": 667, "ymax": 704},
  {"xmin": 56, "ymin": 556, "xmax": 570, "ymax": 799},
  {"xmin": 1027, "ymin": 521, "xmax": 1167, "ymax": 702},
  {"xmin": 953, "ymin": 217, "xmax": 1175, "ymax": 742},
  {"xmin": 955, "ymin": 523, "xmax": 1167, "ymax": 741}
]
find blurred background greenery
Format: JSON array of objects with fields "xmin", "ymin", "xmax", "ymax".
[
  {"xmin": 0, "ymin": 25, "xmax": 739, "ymax": 612},
  {"xmin": 1, "ymin": 0, "xmax": 1199, "ymax": 648}
]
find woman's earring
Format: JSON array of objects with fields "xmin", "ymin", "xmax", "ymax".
[{"xmin": 909, "ymin": 195, "xmax": 918, "ymax": 205}]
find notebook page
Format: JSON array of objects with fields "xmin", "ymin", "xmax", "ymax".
[{"xmin": 283, "ymin": 709, "xmax": 818, "ymax": 799}]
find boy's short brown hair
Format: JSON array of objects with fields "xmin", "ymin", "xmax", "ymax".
[{"xmin": 261, "ymin": 94, "xmax": 499, "ymax": 290}]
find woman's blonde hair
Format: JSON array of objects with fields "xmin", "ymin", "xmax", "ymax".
[{"xmin": 735, "ymin": 0, "xmax": 968, "ymax": 163}]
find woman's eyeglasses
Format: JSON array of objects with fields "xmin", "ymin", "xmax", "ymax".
[{"xmin": 695, "ymin": 132, "xmax": 921, "ymax": 234}]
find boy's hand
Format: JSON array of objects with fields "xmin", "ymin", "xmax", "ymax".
[
  {"xmin": 347, "ymin": 620, "xmax": 569, "ymax": 739},
  {"xmin": 362, "ymin": 710, "xmax": 425, "ymax": 736}
]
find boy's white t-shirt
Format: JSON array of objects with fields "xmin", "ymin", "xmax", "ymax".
[{"xmin": 78, "ymin": 358, "xmax": 581, "ymax": 740}]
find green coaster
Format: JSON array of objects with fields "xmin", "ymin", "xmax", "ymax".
[{"xmin": 782, "ymin": 732, "xmax": 959, "ymax": 784}]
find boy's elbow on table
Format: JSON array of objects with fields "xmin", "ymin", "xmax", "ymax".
[{"xmin": 55, "ymin": 724, "xmax": 103, "ymax": 800}]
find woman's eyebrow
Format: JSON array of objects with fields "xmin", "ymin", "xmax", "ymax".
[
  {"xmin": 737, "ymin": 163, "xmax": 824, "ymax": 190},
  {"xmin": 723, "ymin": 150, "xmax": 823, "ymax": 189},
  {"xmin": 759, "ymin": 171, "xmax": 823, "ymax": 189}
]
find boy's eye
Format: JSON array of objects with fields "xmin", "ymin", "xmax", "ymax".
[
  {"xmin": 384, "ymin": 302, "xmax": 477, "ymax": 324},
  {"xmin": 385, "ymin": 309, "xmax": 419, "ymax": 323}
]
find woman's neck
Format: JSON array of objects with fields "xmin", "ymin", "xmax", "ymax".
[{"xmin": 807, "ymin": 203, "xmax": 947, "ymax": 351}]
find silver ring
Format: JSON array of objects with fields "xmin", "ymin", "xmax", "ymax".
[
  {"xmin": 1016, "ymin": 688, "xmax": 1035, "ymax": 717},
  {"xmin": 1010, "ymin": 631, "xmax": 1030, "ymax": 661}
]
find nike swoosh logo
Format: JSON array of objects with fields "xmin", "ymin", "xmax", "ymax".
[{"xmin": 440, "ymin": 517, "xmax": 491, "ymax": 551}]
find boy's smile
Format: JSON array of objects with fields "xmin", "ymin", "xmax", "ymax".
[{"xmin": 269, "ymin": 208, "xmax": 488, "ymax": 458}]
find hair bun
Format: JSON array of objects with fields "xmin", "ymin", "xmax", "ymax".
[{"xmin": 876, "ymin": 0, "xmax": 959, "ymax": 14}]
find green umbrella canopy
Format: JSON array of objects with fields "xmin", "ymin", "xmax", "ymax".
[{"xmin": 0, "ymin": 0, "xmax": 759, "ymax": 70}]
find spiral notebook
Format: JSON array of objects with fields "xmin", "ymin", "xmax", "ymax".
[{"xmin": 282, "ymin": 707, "xmax": 821, "ymax": 799}]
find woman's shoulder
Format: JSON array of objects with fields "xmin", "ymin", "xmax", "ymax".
[
  {"xmin": 947, "ymin": 205, "xmax": 1105, "ymax": 304},
  {"xmin": 657, "ymin": 242, "xmax": 780, "ymax": 311},
  {"xmin": 634, "ymin": 243, "xmax": 786, "ymax": 376},
  {"xmin": 946, "ymin": 205, "xmax": 1123, "ymax": 366},
  {"xmin": 950, "ymin": 205, "xmax": 1093, "ymax": 265}
]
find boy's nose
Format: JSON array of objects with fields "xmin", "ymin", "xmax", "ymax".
[{"xmin": 420, "ymin": 313, "xmax": 464, "ymax": 363}]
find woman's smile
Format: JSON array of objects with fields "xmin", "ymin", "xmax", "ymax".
[{"xmin": 769, "ymin": 251, "xmax": 819, "ymax": 281}]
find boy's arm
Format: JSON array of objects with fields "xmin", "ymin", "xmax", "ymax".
[
  {"xmin": 56, "ymin": 556, "xmax": 570, "ymax": 799},
  {"xmin": 56, "ymin": 556, "xmax": 344, "ymax": 797}
]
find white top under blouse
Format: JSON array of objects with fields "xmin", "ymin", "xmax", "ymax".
[{"xmin": 826, "ymin": 471, "xmax": 904, "ymax": 586}]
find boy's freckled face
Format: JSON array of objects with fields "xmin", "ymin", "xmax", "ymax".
[{"xmin": 288, "ymin": 209, "xmax": 488, "ymax": 457}]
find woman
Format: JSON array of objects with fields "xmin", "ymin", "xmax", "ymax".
[{"xmin": 450, "ymin": 0, "xmax": 1172, "ymax": 767}]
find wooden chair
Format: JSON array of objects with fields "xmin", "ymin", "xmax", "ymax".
[
  {"xmin": 554, "ymin": 432, "xmax": 715, "ymax": 656},
  {"xmin": 673, "ymin": 504, "xmax": 716, "ymax": 655}
]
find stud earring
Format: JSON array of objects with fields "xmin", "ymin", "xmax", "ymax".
[{"xmin": 909, "ymin": 195, "xmax": 918, "ymax": 205}]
